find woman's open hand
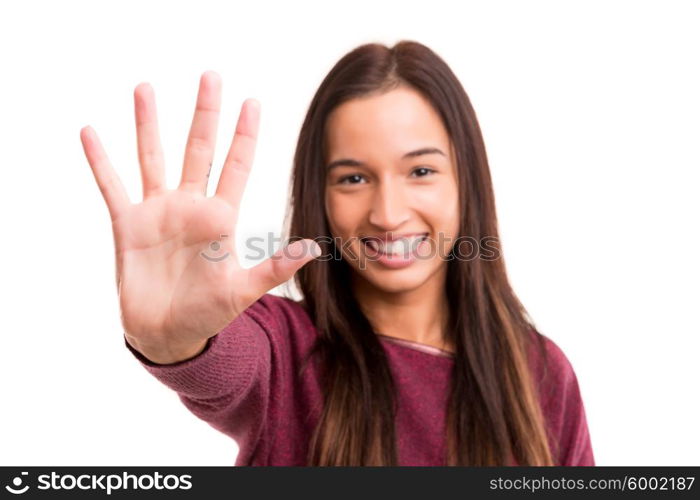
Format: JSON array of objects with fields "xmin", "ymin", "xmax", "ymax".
[{"xmin": 80, "ymin": 71, "xmax": 320, "ymax": 363}]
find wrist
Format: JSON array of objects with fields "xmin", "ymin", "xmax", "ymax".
[{"xmin": 126, "ymin": 335, "xmax": 209, "ymax": 365}]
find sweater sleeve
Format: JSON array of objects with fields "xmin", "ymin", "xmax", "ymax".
[
  {"xmin": 555, "ymin": 362, "xmax": 595, "ymax": 466},
  {"xmin": 535, "ymin": 335, "xmax": 596, "ymax": 466},
  {"xmin": 123, "ymin": 294, "xmax": 286, "ymax": 455}
]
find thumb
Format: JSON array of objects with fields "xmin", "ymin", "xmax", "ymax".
[{"xmin": 246, "ymin": 238, "xmax": 322, "ymax": 297}]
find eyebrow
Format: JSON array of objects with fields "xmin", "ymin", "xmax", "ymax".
[{"xmin": 326, "ymin": 147, "xmax": 446, "ymax": 170}]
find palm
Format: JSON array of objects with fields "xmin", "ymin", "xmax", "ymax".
[
  {"xmin": 80, "ymin": 71, "xmax": 318, "ymax": 358},
  {"xmin": 114, "ymin": 191, "xmax": 242, "ymax": 348}
]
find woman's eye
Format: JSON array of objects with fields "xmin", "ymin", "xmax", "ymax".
[
  {"xmin": 411, "ymin": 166, "xmax": 436, "ymax": 177},
  {"xmin": 338, "ymin": 174, "xmax": 366, "ymax": 185}
]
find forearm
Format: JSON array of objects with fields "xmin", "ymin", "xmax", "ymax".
[{"xmin": 123, "ymin": 310, "xmax": 270, "ymax": 401}]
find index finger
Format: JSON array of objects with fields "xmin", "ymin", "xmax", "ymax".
[{"xmin": 215, "ymin": 98, "xmax": 260, "ymax": 208}]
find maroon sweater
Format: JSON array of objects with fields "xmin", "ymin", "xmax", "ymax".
[{"xmin": 124, "ymin": 293, "xmax": 595, "ymax": 466}]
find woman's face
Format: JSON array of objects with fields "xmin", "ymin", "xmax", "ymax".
[{"xmin": 324, "ymin": 85, "xmax": 460, "ymax": 294}]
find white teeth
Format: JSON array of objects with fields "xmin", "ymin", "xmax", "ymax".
[{"xmin": 365, "ymin": 235, "xmax": 426, "ymax": 255}]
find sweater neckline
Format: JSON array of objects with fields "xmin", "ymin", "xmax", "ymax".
[{"xmin": 376, "ymin": 333, "xmax": 455, "ymax": 359}]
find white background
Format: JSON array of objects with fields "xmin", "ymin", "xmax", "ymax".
[{"xmin": 0, "ymin": 0, "xmax": 698, "ymax": 466}]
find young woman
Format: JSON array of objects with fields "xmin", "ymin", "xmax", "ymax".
[{"xmin": 80, "ymin": 41, "xmax": 594, "ymax": 466}]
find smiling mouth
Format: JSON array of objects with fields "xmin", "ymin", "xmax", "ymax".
[{"xmin": 361, "ymin": 233, "xmax": 429, "ymax": 255}]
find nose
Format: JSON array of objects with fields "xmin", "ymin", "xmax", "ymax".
[{"xmin": 368, "ymin": 178, "xmax": 410, "ymax": 229}]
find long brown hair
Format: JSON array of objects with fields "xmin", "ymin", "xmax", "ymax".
[{"xmin": 284, "ymin": 40, "xmax": 555, "ymax": 465}]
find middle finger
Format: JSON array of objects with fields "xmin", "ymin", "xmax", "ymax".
[{"xmin": 179, "ymin": 71, "xmax": 222, "ymax": 194}]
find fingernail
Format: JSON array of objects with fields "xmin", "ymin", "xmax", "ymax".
[{"xmin": 310, "ymin": 241, "xmax": 322, "ymax": 258}]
